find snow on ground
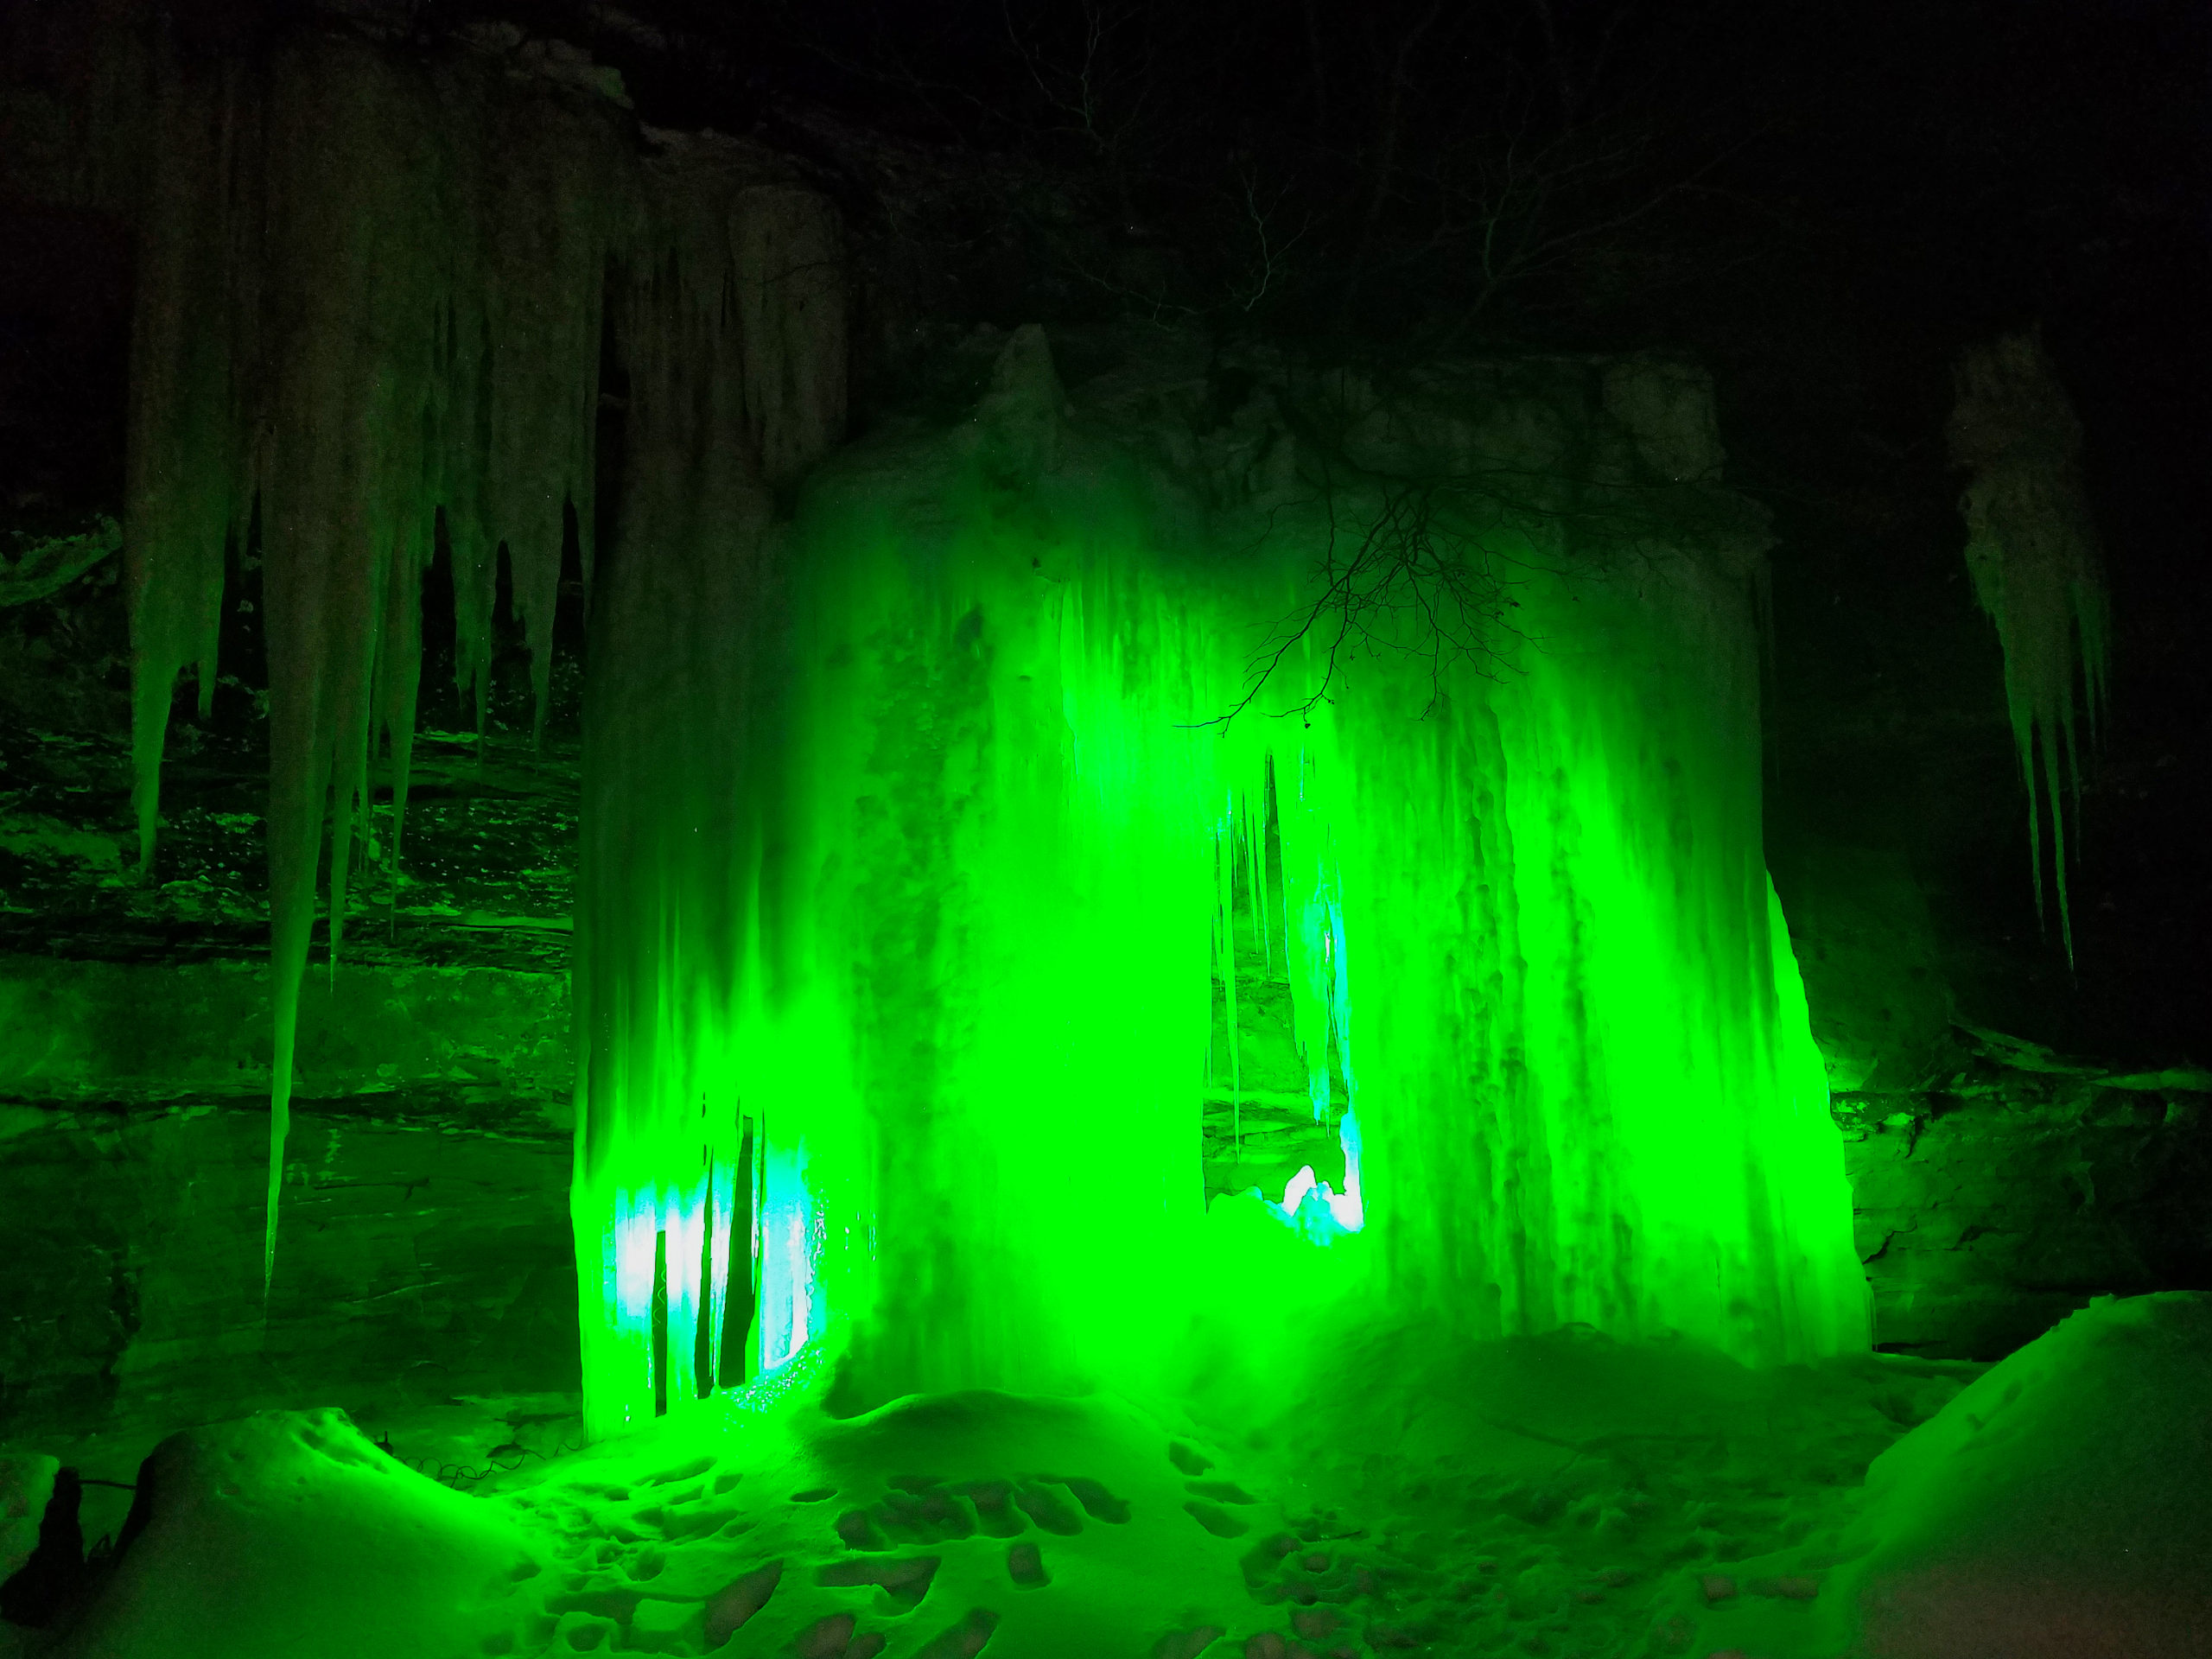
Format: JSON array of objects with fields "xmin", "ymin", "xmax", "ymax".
[
  {"xmin": 1665, "ymin": 1291, "xmax": 2212, "ymax": 1658},
  {"xmin": 7, "ymin": 1295, "xmax": 2206, "ymax": 1658}
]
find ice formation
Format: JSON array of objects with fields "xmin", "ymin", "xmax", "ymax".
[
  {"xmin": 574, "ymin": 149, "xmax": 847, "ymax": 1435},
  {"xmin": 120, "ymin": 34, "xmax": 823, "ymax": 1303},
  {"xmin": 1946, "ymin": 332, "xmax": 2110, "ymax": 960},
  {"xmin": 594, "ymin": 328, "xmax": 1866, "ymax": 1429},
  {"xmin": 125, "ymin": 27, "xmax": 1861, "ymax": 1430}
]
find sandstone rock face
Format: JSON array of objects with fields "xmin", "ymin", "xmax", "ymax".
[
  {"xmin": 0, "ymin": 1090, "xmax": 575, "ymax": 1440},
  {"xmin": 1773, "ymin": 842, "xmax": 1953, "ymax": 1095},
  {"xmin": 0, "ymin": 699, "xmax": 582, "ymax": 1459},
  {"xmin": 0, "ymin": 954, "xmax": 575, "ymax": 1454},
  {"xmin": 0, "ymin": 955, "xmax": 571, "ymax": 1111},
  {"xmin": 1840, "ymin": 1071, "xmax": 2212, "ymax": 1358}
]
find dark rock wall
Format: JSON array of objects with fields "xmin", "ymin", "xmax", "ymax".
[
  {"xmin": 0, "ymin": 957, "xmax": 569, "ymax": 1108},
  {"xmin": 0, "ymin": 594, "xmax": 581, "ymax": 1456},
  {"xmin": 0, "ymin": 952, "xmax": 576, "ymax": 1451},
  {"xmin": 1840, "ymin": 1065, "xmax": 2211, "ymax": 1358},
  {"xmin": 0, "ymin": 1095, "xmax": 575, "ymax": 1442}
]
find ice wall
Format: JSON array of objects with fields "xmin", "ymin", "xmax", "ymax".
[
  {"xmin": 1303, "ymin": 527, "xmax": 1861, "ymax": 1363},
  {"xmin": 650, "ymin": 334, "xmax": 1867, "ymax": 1420}
]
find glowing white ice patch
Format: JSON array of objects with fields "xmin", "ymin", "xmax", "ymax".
[{"xmin": 1267, "ymin": 1109, "xmax": 1364, "ymax": 1243}]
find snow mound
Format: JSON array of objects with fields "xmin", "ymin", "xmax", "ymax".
[
  {"xmin": 488, "ymin": 1385, "xmax": 1265, "ymax": 1657},
  {"xmin": 1675, "ymin": 1291, "xmax": 2212, "ymax": 1658},
  {"xmin": 35, "ymin": 1298, "xmax": 2209, "ymax": 1657},
  {"xmin": 52, "ymin": 1408, "xmax": 543, "ymax": 1659},
  {"xmin": 42, "ymin": 1384, "xmax": 1281, "ymax": 1657}
]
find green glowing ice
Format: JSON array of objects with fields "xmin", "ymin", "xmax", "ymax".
[
  {"xmin": 575, "ymin": 360, "xmax": 1866, "ymax": 1433},
  {"xmin": 113, "ymin": 23, "xmax": 1859, "ymax": 1448}
]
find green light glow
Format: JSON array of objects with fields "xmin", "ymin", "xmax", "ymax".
[
  {"xmin": 117, "ymin": 31, "xmax": 1853, "ymax": 1435},
  {"xmin": 575, "ymin": 404, "xmax": 1866, "ymax": 1433}
]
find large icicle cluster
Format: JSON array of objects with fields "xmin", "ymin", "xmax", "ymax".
[
  {"xmin": 123, "ymin": 27, "xmax": 842, "ymax": 1306},
  {"xmin": 575, "ymin": 137, "xmax": 846, "ymax": 1437},
  {"xmin": 643, "ymin": 333, "xmax": 1866, "ymax": 1423},
  {"xmin": 128, "ymin": 22, "xmax": 1860, "ymax": 1438},
  {"xmin": 1946, "ymin": 332, "xmax": 2109, "ymax": 959}
]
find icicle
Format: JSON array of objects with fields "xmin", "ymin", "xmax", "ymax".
[
  {"xmin": 1217, "ymin": 800, "xmax": 1242, "ymax": 1104},
  {"xmin": 251, "ymin": 35, "xmax": 445, "ymax": 1292},
  {"xmin": 125, "ymin": 58, "xmax": 256, "ymax": 874},
  {"xmin": 127, "ymin": 35, "xmax": 630, "ymax": 1298},
  {"xmin": 479, "ymin": 92, "xmax": 614, "ymax": 744},
  {"xmin": 372, "ymin": 512, "xmax": 430, "ymax": 885},
  {"xmin": 124, "ymin": 26, "xmax": 1859, "ymax": 1427},
  {"xmin": 1247, "ymin": 789, "xmax": 1271, "ymax": 976},
  {"xmin": 1947, "ymin": 331, "xmax": 2109, "ymax": 963}
]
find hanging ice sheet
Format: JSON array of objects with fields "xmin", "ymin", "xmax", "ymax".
[
  {"xmin": 611, "ymin": 341, "xmax": 1866, "ymax": 1429},
  {"xmin": 125, "ymin": 32, "xmax": 625, "ymax": 1291},
  {"xmin": 570, "ymin": 167, "xmax": 848, "ymax": 1437}
]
